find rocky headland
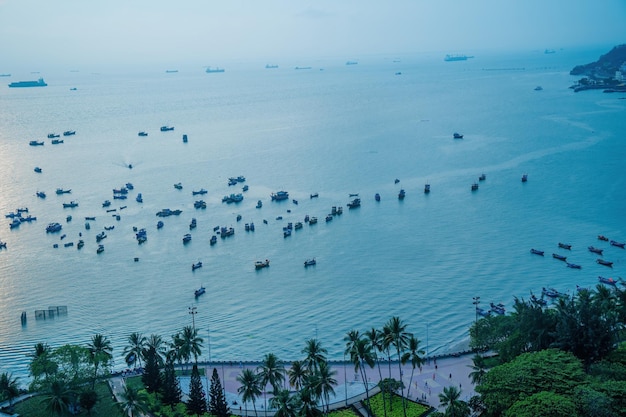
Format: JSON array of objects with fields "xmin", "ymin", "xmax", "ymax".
[{"xmin": 570, "ymin": 44, "xmax": 626, "ymax": 92}]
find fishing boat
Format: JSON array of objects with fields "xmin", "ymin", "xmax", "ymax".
[
  {"xmin": 304, "ymin": 258, "xmax": 316, "ymax": 267},
  {"xmin": 63, "ymin": 131, "xmax": 76, "ymax": 136},
  {"xmin": 29, "ymin": 140, "xmax": 44, "ymax": 146},
  {"xmin": 478, "ymin": 173, "xmax": 486, "ymax": 181},
  {"xmin": 598, "ymin": 276, "xmax": 618, "ymax": 286},
  {"xmin": 62, "ymin": 201, "xmax": 79, "ymax": 208},
  {"xmin": 256, "ymin": 200, "xmax": 262, "ymax": 209},
  {"xmin": 174, "ymin": 183, "xmax": 183, "ymax": 190},
  {"xmin": 597, "ymin": 259, "xmax": 613, "ymax": 267},
  {"xmin": 36, "ymin": 191, "xmax": 46, "ymax": 198},
  {"xmin": 530, "ymin": 249, "xmax": 544, "ymax": 256},
  {"xmin": 588, "ymin": 246, "xmax": 603, "ymax": 255},
  {"xmin": 194, "ymin": 200, "xmax": 206, "ymax": 209},
  {"xmin": 51, "ymin": 139, "xmax": 64, "ymax": 145},
  {"xmin": 453, "ymin": 132, "xmax": 464, "ymax": 139},
  {"xmin": 192, "ymin": 261, "xmax": 203, "ymax": 271},
  {"xmin": 182, "ymin": 234, "xmax": 192, "ymax": 243},
  {"xmin": 210, "ymin": 235, "xmax": 217, "ymax": 245},
  {"xmin": 34, "ymin": 167, "xmax": 42, "ymax": 173},
  {"xmin": 490, "ymin": 302, "xmax": 506, "ymax": 315},
  {"xmin": 558, "ymin": 242, "xmax": 572, "ymax": 250},
  {"xmin": 310, "ymin": 193, "xmax": 319, "ymax": 199},
  {"xmin": 375, "ymin": 193, "xmax": 381, "ymax": 201},
  {"xmin": 598, "ymin": 235, "xmax": 609, "ymax": 241},
  {"xmin": 138, "ymin": 131, "xmax": 148, "ymax": 137},
  {"xmin": 192, "ymin": 189, "xmax": 208, "ymax": 195},
  {"xmin": 398, "ymin": 189, "xmax": 406, "ymax": 199},
  {"xmin": 194, "ymin": 286, "xmax": 206, "ymax": 297},
  {"xmin": 46, "ymin": 223, "xmax": 62, "ymax": 233},
  {"xmin": 471, "ymin": 183, "xmax": 479, "ymax": 191},
  {"xmin": 542, "ymin": 287, "xmax": 562, "ymax": 298},
  {"xmin": 521, "ymin": 174, "xmax": 528, "ymax": 182},
  {"xmin": 255, "ymin": 259, "xmax": 270, "ymax": 269},
  {"xmin": 97, "ymin": 244, "xmax": 104, "ymax": 254},
  {"xmin": 424, "ymin": 184, "xmax": 431, "ymax": 194},
  {"xmin": 610, "ymin": 240, "xmax": 625, "ymax": 248},
  {"xmin": 271, "ymin": 191, "xmax": 289, "ymax": 201},
  {"xmin": 566, "ymin": 262, "xmax": 582, "ymax": 269},
  {"xmin": 552, "ymin": 253, "xmax": 567, "ymax": 261},
  {"xmin": 157, "ymin": 221, "xmax": 164, "ymax": 229},
  {"xmin": 347, "ymin": 198, "xmax": 361, "ymax": 208},
  {"xmin": 160, "ymin": 126, "xmax": 174, "ymax": 132},
  {"xmin": 56, "ymin": 188, "xmax": 71, "ymax": 194},
  {"xmin": 136, "ymin": 193, "xmax": 143, "ymax": 203}
]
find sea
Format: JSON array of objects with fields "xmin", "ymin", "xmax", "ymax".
[{"xmin": 1, "ymin": 46, "xmax": 625, "ymax": 384}]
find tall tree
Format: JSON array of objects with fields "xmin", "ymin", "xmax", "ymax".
[
  {"xmin": 467, "ymin": 354, "xmax": 487, "ymax": 385},
  {"xmin": 302, "ymin": 339, "xmax": 328, "ymax": 373},
  {"xmin": 145, "ymin": 333, "xmax": 167, "ymax": 367},
  {"xmin": 384, "ymin": 316, "xmax": 411, "ymax": 417},
  {"xmin": 79, "ymin": 389, "xmax": 98, "ymax": 416},
  {"xmin": 123, "ymin": 332, "xmax": 146, "ymax": 369},
  {"xmin": 298, "ymin": 386, "xmax": 323, "ymax": 417},
  {"xmin": 364, "ymin": 328, "xmax": 387, "ymax": 417},
  {"xmin": 178, "ymin": 325, "xmax": 204, "ymax": 365},
  {"xmin": 237, "ymin": 368, "xmax": 261, "ymax": 417},
  {"xmin": 209, "ymin": 367, "xmax": 230, "ymax": 417},
  {"xmin": 186, "ymin": 363, "xmax": 208, "ymax": 416},
  {"xmin": 87, "ymin": 334, "xmax": 113, "ymax": 390},
  {"xmin": 161, "ymin": 357, "xmax": 182, "ymax": 407},
  {"xmin": 0, "ymin": 372, "xmax": 20, "ymax": 409},
  {"xmin": 270, "ymin": 388, "xmax": 298, "ymax": 417},
  {"xmin": 142, "ymin": 345, "xmax": 162, "ymax": 394},
  {"xmin": 346, "ymin": 333, "xmax": 375, "ymax": 414},
  {"xmin": 405, "ymin": 334, "xmax": 425, "ymax": 399},
  {"xmin": 311, "ymin": 360, "xmax": 337, "ymax": 414},
  {"xmin": 120, "ymin": 384, "xmax": 149, "ymax": 417},
  {"xmin": 41, "ymin": 379, "xmax": 73, "ymax": 417},
  {"xmin": 438, "ymin": 386, "xmax": 470, "ymax": 417},
  {"xmin": 258, "ymin": 352, "xmax": 285, "ymax": 410},
  {"xmin": 288, "ymin": 360, "xmax": 308, "ymax": 391},
  {"xmin": 28, "ymin": 342, "xmax": 57, "ymax": 387}
]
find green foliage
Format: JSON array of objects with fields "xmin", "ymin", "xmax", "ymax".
[
  {"xmin": 328, "ymin": 407, "xmax": 361, "ymax": 417},
  {"xmin": 209, "ymin": 367, "xmax": 230, "ymax": 417},
  {"xmin": 476, "ymin": 349, "xmax": 586, "ymax": 417},
  {"xmin": 142, "ymin": 345, "xmax": 162, "ymax": 394},
  {"xmin": 14, "ymin": 382, "xmax": 124, "ymax": 417},
  {"xmin": 367, "ymin": 392, "xmax": 429, "ymax": 417},
  {"xmin": 186, "ymin": 363, "xmax": 208, "ymax": 416},
  {"xmin": 161, "ymin": 358, "xmax": 182, "ymax": 407},
  {"xmin": 503, "ymin": 391, "xmax": 576, "ymax": 417}
]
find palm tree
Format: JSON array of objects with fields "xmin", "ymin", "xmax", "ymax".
[
  {"xmin": 120, "ymin": 384, "xmax": 149, "ymax": 417},
  {"xmin": 298, "ymin": 386, "xmax": 323, "ymax": 417},
  {"xmin": 270, "ymin": 388, "xmax": 298, "ymax": 417},
  {"xmin": 312, "ymin": 360, "xmax": 337, "ymax": 414},
  {"xmin": 144, "ymin": 333, "xmax": 167, "ymax": 367},
  {"xmin": 87, "ymin": 333, "xmax": 113, "ymax": 389},
  {"xmin": 41, "ymin": 379, "xmax": 73, "ymax": 416},
  {"xmin": 384, "ymin": 316, "xmax": 411, "ymax": 417},
  {"xmin": 467, "ymin": 354, "xmax": 487, "ymax": 385},
  {"xmin": 123, "ymin": 332, "xmax": 146, "ymax": 369},
  {"xmin": 28, "ymin": 343, "xmax": 57, "ymax": 384},
  {"xmin": 237, "ymin": 368, "xmax": 261, "ymax": 417},
  {"xmin": 346, "ymin": 333, "xmax": 375, "ymax": 415},
  {"xmin": 302, "ymin": 339, "xmax": 328, "ymax": 372},
  {"xmin": 405, "ymin": 335, "xmax": 425, "ymax": 399},
  {"xmin": 288, "ymin": 360, "xmax": 308, "ymax": 391},
  {"xmin": 364, "ymin": 327, "xmax": 387, "ymax": 417},
  {"xmin": 0, "ymin": 372, "xmax": 20, "ymax": 409},
  {"xmin": 258, "ymin": 353, "xmax": 285, "ymax": 410},
  {"xmin": 438, "ymin": 385, "xmax": 470, "ymax": 417},
  {"xmin": 177, "ymin": 325, "xmax": 204, "ymax": 366}
]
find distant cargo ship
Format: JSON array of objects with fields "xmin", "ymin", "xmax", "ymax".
[
  {"xmin": 9, "ymin": 78, "xmax": 47, "ymax": 88},
  {"xmin": 165, "ymin": 69, "xmax": 178, "ymax": 73},
  {"xmin": 265, "ymin": 64, "xmax": 278, "ymax": 69},
  {"xmin": 444, "ymin": 54, "xmax": 468, "ymax": 62},
  {"xmin": 205, "ymin": 67, "xmax": 225, "ymax": 73}
]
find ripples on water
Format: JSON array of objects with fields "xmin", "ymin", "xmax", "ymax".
[{"xmin": 0, "ymin": 48, "xmax": 624, "ymax": 381}]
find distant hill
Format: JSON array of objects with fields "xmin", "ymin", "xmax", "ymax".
[{"xmin": 570, "ymin": 44, "xmax": 626, "ymax": 78}]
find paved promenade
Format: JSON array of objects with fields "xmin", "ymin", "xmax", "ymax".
[{"xmin": 198, "ymin": 353, "xmax": 476, "ymax": 415}]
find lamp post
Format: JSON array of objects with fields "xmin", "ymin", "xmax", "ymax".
[
  {"xmin": 188, "ymin": 306, "xmax": 197, "ymax": 332},
  {"xmin": 472, "ymin": 296, "xmax": 481, "ymax": 324},
  {"xmin": 343, "ymin": 351, "xmax": 347, "ymax": 406},
  {"xmin": 208, "ymin": 327, "xmax": 212, "ymax": 364},
  {"xmin": 426, "ymin": 322, "xmax": 429, "ymax": 364}
]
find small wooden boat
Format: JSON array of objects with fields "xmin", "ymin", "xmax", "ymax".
[
  {"xmin": 424, "ymin": 184, "xmax": 430, "ymax": 194},
  {"xmin": 530, "ymin": 248, "xmax": 544, "ymax": 256},
  {"xmin": 375, "ymin": 193, "xmax": 381, "ymax": 201},
  {"xmin": 588, "ymin": 246, "xmax": 603, "ymax": 255},
  {"xmin": 521, "ymin": 174, "xmax": 528, "ymax": 182},
  {"xmin": 597, "ymin": 259, "xmax": 613, "ymax": 267},
  {"xmin": 471, "ymin": 183, "xmax": 478, "ymax": 191},
  {"xmin": 552, "ymin": 253, "xmax": 567, "ymax": 261},
  {"xmin": 558, "ymin": 243, "xmax": 572, "ymax": 250},
  {"xmin": 194, "ymin": 286, "xmax": 206, "ymax": 297},
  {"xmin": 398, "ymin": 189, "xmax": 405, "ymax": 199},
  {"xmin": 255, "ymin": 259, "xmax": 270, "ymax": 269},
  {"xmin": 192, "ymin": 261, "xmax": 203, "ymax": 271},
  {"xmin": 530, "ymin": 293, "xmax": 547, "ymax": 306},
  {"xmin": 478, "ymin": 173, "xmax": 486, "ymax": 181},
  {"xmin": 598, "ymin": 276, "xmax": 618, "ymax": 286},
  {"xmin": 490, "ymin": 302, "xmax": 505, "ymax": 315},
  {"xmin": 566, "ymin": 262, "xmax": 582, "ymax": 269},
  {"xmin": 304, "ymin": 258, "xmax": 316, "ymax": 267},
  {"xmin": 542, "ymin": 287, "xmax": 563, "ymax": 298},
  {"xmin": 453, "ymin": 132, "xmax": 463, "ymax": 139},
  {"xmin": 610, "ymin": 240, "xmax": 625, "ymax": 248},
  {"xmin": 598, "ymin": 235, "xmax": 609, "ymax": 241}
]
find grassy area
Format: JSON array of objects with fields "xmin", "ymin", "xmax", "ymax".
[
  {"xmin": 367, "ymin": 392, "xmax": 431, "ymax": 417},
  {"xmin": 329, "ymin": 407, "xmax": 361, "ymax": 417},
  {"xmin": 12, "ymin": 382, "xmax": 125, "ymax": 417}
]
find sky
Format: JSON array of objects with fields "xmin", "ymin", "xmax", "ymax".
[{"xmin": 0, "ymin": 0, "xmax": 625, "ymax": 71}]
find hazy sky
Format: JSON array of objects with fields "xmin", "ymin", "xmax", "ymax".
[{"xmin": 1, "ymin": 0, "xmax": 624, "ymax": 71}]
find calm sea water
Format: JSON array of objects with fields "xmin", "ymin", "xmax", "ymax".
[{"xmin": 1, "ymin": 47, "xmax": 625, "ymax": 382}]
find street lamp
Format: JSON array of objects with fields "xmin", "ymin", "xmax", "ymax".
[
  {"xmin": 188, "ymin": 306, "xmax": 197, "ymax": 332},
  {"xmin": 426, "ymin": 322, "xmax": 429, "ymax": 364},
  {"xmin": 472, "ymin": 296, "xmax": 481, "ymax": 324},
  {"xmin": 343, "ymin": 352, "xmax": 347, "ymax": 406}
]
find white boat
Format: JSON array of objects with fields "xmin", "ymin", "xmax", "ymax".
[{"xmin": 255, "ymin": 259, "xmax": 270, "ymax": 269}]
